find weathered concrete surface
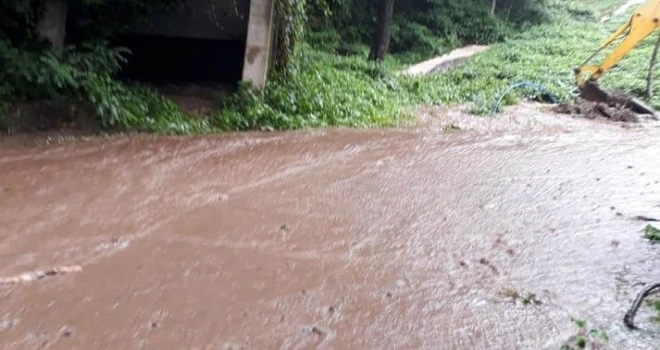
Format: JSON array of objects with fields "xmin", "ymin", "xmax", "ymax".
[
  {"xmin": 403, "ymin": 45, "xmax": 490, "ymax": 76},
  {"xmin": 242, "ymin": 0, "xmax": 275, "ymax": 88},
  {"xmin": 37, "ymin": 0, "xmax": 68, "ymax": 49},
  {"xmin": 0, "ymin": 104, "xmax": 659, "ymax": 349}
]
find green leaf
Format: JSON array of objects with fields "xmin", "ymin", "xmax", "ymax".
[
  {"xmin": 571, "ymin": 318, "xmax": 587, "ymax": 329},
  {"xmin": 644, "ymin": 225, "xmax": 660, "ymax": 242}
]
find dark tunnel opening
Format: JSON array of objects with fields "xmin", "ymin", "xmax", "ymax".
[
  {"xmin": 64, "ymin": 0, "xmax": 250, "ymax": 88},
  {"xmin": 112, "ymin": 34, "xmax": 246, "ymax": 86}
]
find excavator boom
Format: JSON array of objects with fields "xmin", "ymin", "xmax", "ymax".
[
  {"xmin": 573, "ymin": 0, "xmax": 660, "ymax": 114},
  {"xmin": 575, "ymin": 0, "xmax": 660, "ymax": 86}
]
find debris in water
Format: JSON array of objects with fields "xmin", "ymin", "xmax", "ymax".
[
  {"xmin": 498, "ymin": 289, "xmax": 543, "ymax": 306},
  {"xmin": 635, "ymin": 215, "xmax": 660, "ymax": 222},
  {"xmin": 60, "ymin": 325, "xmax": 75, "ymax": 338},
  {"xmin": 0, "ymin": 266, "xmax": 82, "ymax": 285},
  {"xmin": 302, "ymin": 325, "xmax": 326, "ymax": 336},
  {"xmin": 644, "ymin": 224, "xmax": 660, "ymax": 242},
  {"xmin": 479, "ymin": 258, "xmax": 500, "ymax": 275},
  {"xmin": 443, "ymin": 123, "xmax": 462, "ymax": 132}
]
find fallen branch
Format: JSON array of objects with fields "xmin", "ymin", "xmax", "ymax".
[{"xmin": 0, "ymin": 265, "xmax": 82, "ymax": 285}]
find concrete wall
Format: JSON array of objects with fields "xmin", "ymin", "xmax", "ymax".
[
  {"xmin": 131, "ymin": 0, "xmax": 276, "ymax": 87},
  {"xmin": 66, "ymin": 0, "xmax": 276, "ymax": 87},
  {"xmin": 38, "ymin": 0, "xmax": 68, "ymax": 49},
  {"xmin": 241, "ymin": 0, "xmax": 275, "ymax": 88}
]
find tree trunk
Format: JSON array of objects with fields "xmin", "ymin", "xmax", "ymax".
[
  {"xmin": 647, "ymin": 34, "xmax": 660, "ymax": 100},
  {"xmin": 369, "ymin": 0, "xmax": 395, "ymax": 61},
  {"xmin": 37, "ymin": 0, "xmax": 68, "ymax": 49},
  {"xmin": 506, "ymin": 0, "xmax": 514, "ymax": 20},
  {"xmin": 491, "ymin": 0, "xmax": 498, "ymax": 15}
]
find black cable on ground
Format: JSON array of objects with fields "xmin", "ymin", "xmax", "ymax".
[{"xmin": 624, "ymin": 283, "xmax": 660, "ymax": 329}]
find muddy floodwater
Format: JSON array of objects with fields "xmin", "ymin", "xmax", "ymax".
[{"xmin": 1, "ymin": 104, "xmax": 659, "ymax": 349}]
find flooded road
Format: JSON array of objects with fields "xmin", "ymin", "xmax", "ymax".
[{"xmin": 1, "ymin": 104, "xmax": 659, "ymax": 349}]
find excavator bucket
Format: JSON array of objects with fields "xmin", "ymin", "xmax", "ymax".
[{"xmin": 578, "ymin": 81, "xmax": 611, "ymax": 103}]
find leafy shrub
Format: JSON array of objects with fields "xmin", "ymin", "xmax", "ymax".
[
  {"xmin": 0, "ymin": 39, "xmax": 204, "ymax": 133},
  {"xmin": 0, "ymin": 0, "xmax": 208, "ymax": 134}
]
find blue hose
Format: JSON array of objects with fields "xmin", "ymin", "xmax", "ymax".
[{"xmin": 491, "ymin": 81, "xmax": 557, "ymax": 115}]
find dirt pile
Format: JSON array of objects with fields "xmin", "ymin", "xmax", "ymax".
[
  {"xmin": 553, "ymin": 90, "xmax": 659, "ymax": 123},
  {"xmin": 552, "ymin": 100, "xmax": 641, "ymax": 122}
]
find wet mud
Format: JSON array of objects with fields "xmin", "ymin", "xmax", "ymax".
[
  {"xmin": 553, "ymin": 101, "xmax": 643, "ymax": 122},
  {"xmin": 552, "ymin": 87, "xmax": 658, "ymax": 123},
  {"xmin": 1, "ymin": 104, "xmax": 660, "ymax": 349}
]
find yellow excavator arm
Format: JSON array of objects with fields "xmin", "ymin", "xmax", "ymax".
[{"xmin": 575, "ymin": 0, "xmax": 660, "ymax": 86}]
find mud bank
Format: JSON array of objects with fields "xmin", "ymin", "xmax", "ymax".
[{"xmin": 0, "ymin": 105, "xmax": 659, "ymax": 349}]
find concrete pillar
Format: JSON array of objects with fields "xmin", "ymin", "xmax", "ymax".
[
  {"xmin": 37, "ymin": 0, "xmax": 68, "ymax": 49},
  {"xmin": 242, "ymin": 0, "xmax": 275, "ymax": 88}
]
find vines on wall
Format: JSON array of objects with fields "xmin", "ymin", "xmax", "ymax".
[{"xmin": 273, "ymin": 0, "xmax": 308, "ymax": 73}]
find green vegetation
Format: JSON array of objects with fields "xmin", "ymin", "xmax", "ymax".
[
  {"xmin": 649, "ymin": 298, "xmax": 660, "ymax": 322},
  {"xmin": 217, "ymin": 0, "xmax": 609, "ymax": 127},
  {"xmin": 1, "ymin": 0, "xmax": 656, "ymax": 135},
  {"xmin": 214, "ymin": 52, "xmax": 407, "ymax": 130},
  {"xmin": 561, "ymin": 318, "xmax": 609, "ymax": 350},
  {"xmin": 307, "ymin": 0, "xmax": 549, "ymax": 61},
  {"xmin": 0, "ymin": 0, "xmax": 205, "ymax": 134},
  {"xmin": 644, "ymin": 224, "xmax": 660, "ymax": 242}
]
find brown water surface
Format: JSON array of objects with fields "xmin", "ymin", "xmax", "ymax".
[{"xmin": 1, "ymin": 104, "xmax": 659, "ymax": 349}]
